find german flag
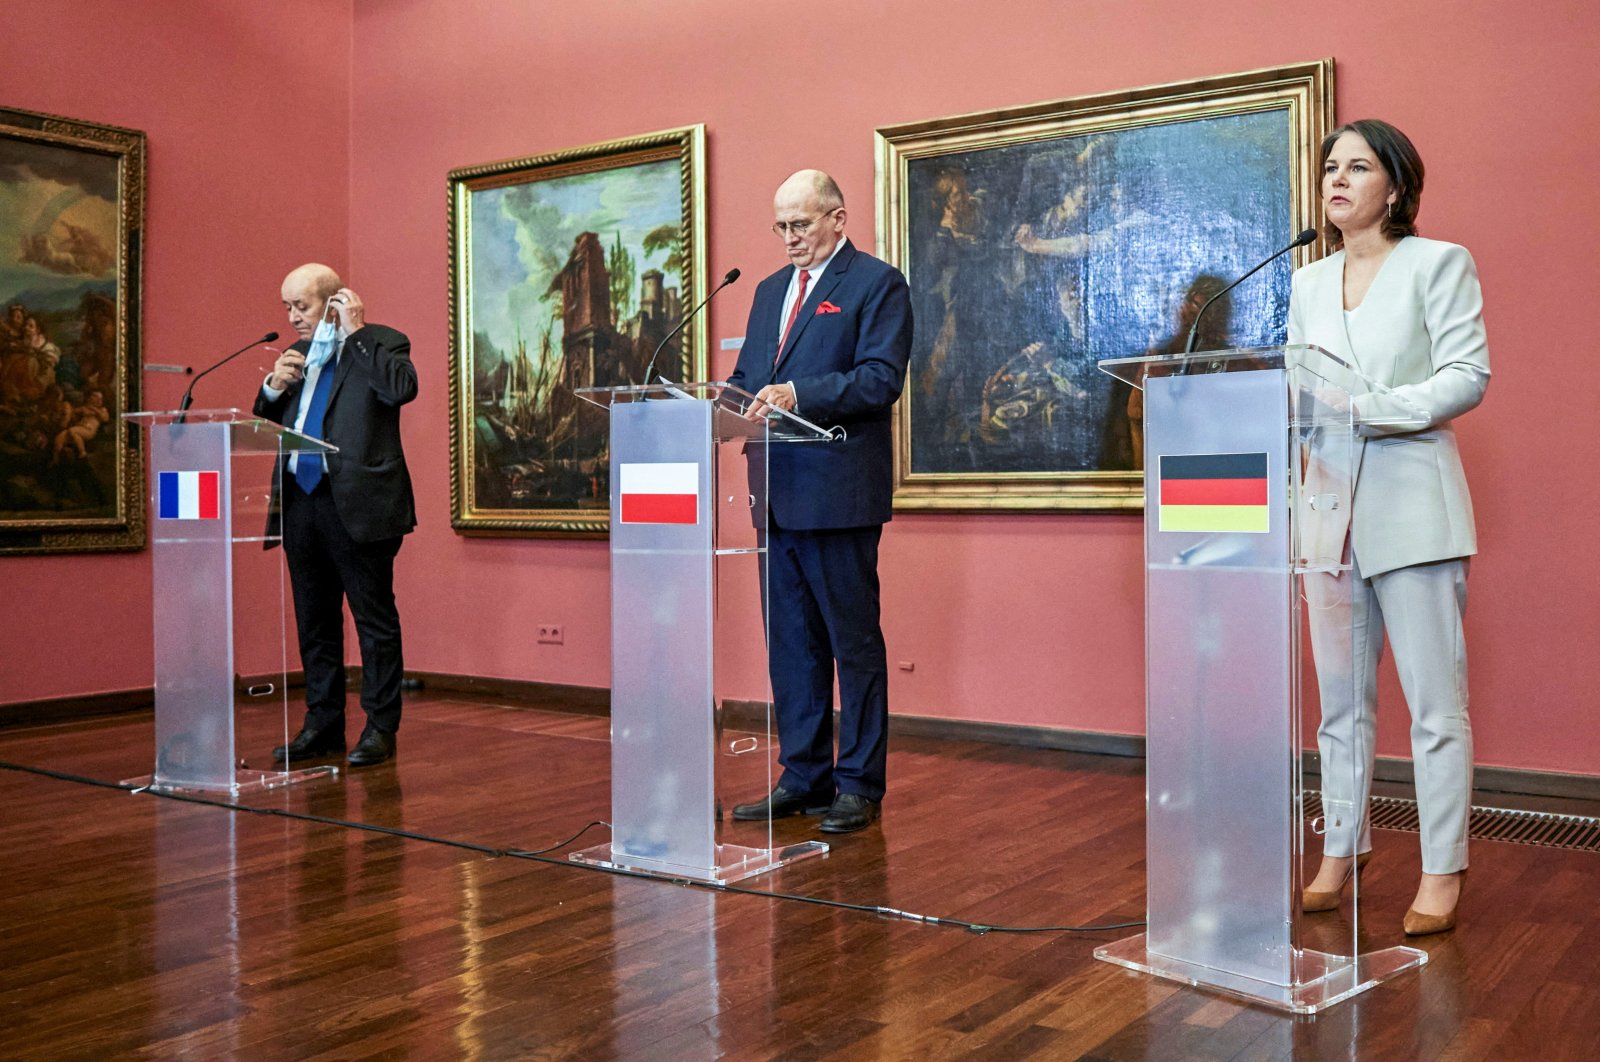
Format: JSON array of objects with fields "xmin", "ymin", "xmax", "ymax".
[{"xmin": 1158, "ymin": 452, "xmax": 1270, "ymax": 533}]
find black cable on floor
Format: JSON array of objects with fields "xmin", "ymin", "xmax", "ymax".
[{"xmin": 0, "ymin": 758, "xmax": 1144, "ymax": 935}]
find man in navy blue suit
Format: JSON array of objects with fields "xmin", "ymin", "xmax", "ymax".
[{"xmin": 728, "ymin": 170, "xmax": 913, "ymax": 834}]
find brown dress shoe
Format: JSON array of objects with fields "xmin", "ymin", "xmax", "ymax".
[
  {"xmin": 1301, "ymin": 850, "xmax": 1373, "ymax": 913},
  {"xmin": 1402, "ymin": 907, "xmax": 1457, "ymax": 936},
  {"xmin": 1403, "ymin": 871, "xmax": 1464, "ymax": 936}
]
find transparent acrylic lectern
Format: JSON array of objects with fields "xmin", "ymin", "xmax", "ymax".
[
  {"xmin": 1091, "ymin": 345, "xmax": 1430, "ymax": 1013},
  {"xmin": 122, "ymin": 409, "xmax": 339, "ymax": 795},
  {"xmin": 569, "ymin": 381, "xmax": 838, "ymax": 884}
]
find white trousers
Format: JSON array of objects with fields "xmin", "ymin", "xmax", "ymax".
[{"xmin": 1306, "ymin": 552, "xmax": 1473, "ymax": 875}]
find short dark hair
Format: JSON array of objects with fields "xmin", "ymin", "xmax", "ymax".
[{"xmin": 1317, "ymin": 118, "xmax": 1424, "ymax": 245}]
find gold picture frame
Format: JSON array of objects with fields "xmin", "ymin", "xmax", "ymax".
[
  {"xmin": 876, "ymin": 60, "xmax": 1333, "ymax": 511},
  {"xmin": 447, "ymin": 125, "xmax": 708, "ymax": 536},
  {"xmin": 0, "ymin": 105, "xmax": 146, "ymax": 554}
]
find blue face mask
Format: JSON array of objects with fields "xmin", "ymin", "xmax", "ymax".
[{"xmin": 305, "ymin": 314, "xmax": 342, "ymax": 373}]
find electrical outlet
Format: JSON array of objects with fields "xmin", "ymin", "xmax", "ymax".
[{"xmin": 537, "ymin": 624, "xmax": 564, "ymax": 645}]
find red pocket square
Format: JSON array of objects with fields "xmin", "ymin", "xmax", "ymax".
[{"xmin": 815, "ymin": 301, "xmax": 842, "ymax": 314}]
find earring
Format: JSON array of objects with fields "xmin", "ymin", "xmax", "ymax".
[{"xmin": 1387, "ymin": 201, "xmax": 1393, "ymax": 220}]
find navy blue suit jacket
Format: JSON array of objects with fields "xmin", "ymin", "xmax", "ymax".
[{"xmin": 727, "ymin": 240, "xmax": 912, "ymax": 530}]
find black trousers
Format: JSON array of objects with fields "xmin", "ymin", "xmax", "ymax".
[{"xmin": 282, "ymin": 478, "xmax": 404, "ymax": 735}]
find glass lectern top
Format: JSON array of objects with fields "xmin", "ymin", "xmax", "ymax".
[
  {"xmin": 124, "ymin": 408, "xmax": 337, "ymax": 454},
  {"xmin": 1100, "ymin": 343, "xmax": 1299, "ymax": 385},
  {"xmin": 1098, "ymin": 344, "xmax": 1428, "ymax": 430},
  {"xmin": 575, "ymin": 381, "xmax": 840, "ymax": 444}
]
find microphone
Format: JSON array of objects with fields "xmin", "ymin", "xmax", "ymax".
[
  {"xmin": 1183, "ymin": 228, "xmax": 1317, "ymax": 355},
  {"xmin": 641, "ymin": 269, "xmax": 740, "ymax": 386},
  {"xmin": 178, "ymin": 332, "xmax": 280, "ymax": 414}
]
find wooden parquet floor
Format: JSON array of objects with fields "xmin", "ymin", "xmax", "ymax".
[{"xmin": 2, "ymin": 691, "xmax": 1598, "ymax": 1060}]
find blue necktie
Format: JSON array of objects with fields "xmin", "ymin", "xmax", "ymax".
[{"xmin": 294, "ymin": 358, "xmax": 336, "ymax": 493}]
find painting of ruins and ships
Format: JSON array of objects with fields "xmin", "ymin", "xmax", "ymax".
[{"xmin": 447, "ymin": 127, "xmax": 707, "ymax": 536}]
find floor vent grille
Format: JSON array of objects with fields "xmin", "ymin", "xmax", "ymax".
[{"xmin": 1304, "ymin": 792, "xmax": 1600, "ymax": 853}]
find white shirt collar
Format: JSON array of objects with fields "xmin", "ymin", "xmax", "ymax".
[{"xmin": 794, "ymin": 236, "xmax": 848, "ymax": 284}]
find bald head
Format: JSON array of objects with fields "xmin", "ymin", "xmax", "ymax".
[
  {"xmin": 775, "ymin": 169, "xmax": 844, "ymax": 213},
  {"xmin": 283, "ymin": 263, "xmax": 342, "ymax": 302},
  {"xmin": 773, "ymin": 170, "xmax": 847, "ymax": 269},
  {"xmin": 281, "ymin": 263, "xmax": 344, "ymax": 341}
]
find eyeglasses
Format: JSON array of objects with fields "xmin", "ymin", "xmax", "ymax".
[{"xmin": 771, "ymin": 210, "xmax": 837, "ymax": 237}]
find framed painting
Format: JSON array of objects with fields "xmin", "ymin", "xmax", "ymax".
[
  {"xmin": 448, "ymin": 125, "xmax": 708, "ymax": 536},
  {"xmin": 876, "ymin": 60, "xmax": 1333, "ymax": 511},
  {"xmin": 0, "ymin": 105, "xmax": 145, "ymax": 553}
]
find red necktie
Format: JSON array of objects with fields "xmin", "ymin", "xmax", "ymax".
[{"xmin": 776, "ymin": 269, "xmax": 810, "ymax": 362}]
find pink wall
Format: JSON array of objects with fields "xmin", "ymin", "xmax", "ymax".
[
  {"xmin": 347, "ymin": 0, "xmax": 1599, "ymax": 776},
  {"xmin": 0, "ymin": 0, "xmax": 352, "ymax": 702},
  {"xmin": 6, "ymin": 1, "xmax": 1598, "ymax": 779}
]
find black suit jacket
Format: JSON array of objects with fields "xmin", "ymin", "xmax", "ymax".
[{"xmin": 254, "ymin": 322, "xmax": 418, "ymax": 544}]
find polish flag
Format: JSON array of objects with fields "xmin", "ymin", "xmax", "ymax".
[
  {"xmin": 158, "ymin": 470, "xmax": 221, "ymax": 520},
  {"xmin": 619, "ymin": 462, "xmax": 699, "ymax": 525}
]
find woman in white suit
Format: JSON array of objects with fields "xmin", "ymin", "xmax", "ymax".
[{"xmin": 1289, "ymin": 119, "xmax": 1490, "ymax": 935}]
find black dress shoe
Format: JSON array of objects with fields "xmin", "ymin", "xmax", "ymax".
[
  {"xmin": 820, "ymin": 793, "xmax": 880, "ymax": 834},
  {"xmin": 731, "ymin": 786, "xmax": 832, "ymax": 821},
  {"xmin": 272, "ymin": 724, "xmax": 346, "ymax": 765},
  {"xmin": 347, "ymin": 726, "xmax": 396, "ymax": 767}
]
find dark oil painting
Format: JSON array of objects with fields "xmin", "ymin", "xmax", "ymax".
[{"xmin": 904, "ymin": 110, "xmax": 1292, "ymax": 480}]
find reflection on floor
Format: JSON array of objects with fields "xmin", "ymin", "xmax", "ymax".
[{"xmin": 2, "ymin": 691, "xmax": 1597, "ymax": 1058}]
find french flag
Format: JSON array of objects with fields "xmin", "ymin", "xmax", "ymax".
[
  {"xmin": 157, "ymin": 470, "xmax": 221, "ymax": 520},
  {"xmin": 619, "ymin": 462, "xmax": 699, "ymax": 525}
]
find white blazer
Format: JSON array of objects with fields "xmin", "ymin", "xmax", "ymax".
[{"xmin": 1288, "ymin": 236, "xmax": 1491, "ymax": 577}]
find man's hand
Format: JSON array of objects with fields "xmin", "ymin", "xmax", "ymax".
[
  {"xmin": 744, "ymin": 382, "xmax": 797, "ymax": 422},
  {"xmin": 268, "ymin": 348, "xmax": 306, "ymax": 390},
  {"xmin": 328, "ymin": 287, "xmax": 366, "ymax": 333}
]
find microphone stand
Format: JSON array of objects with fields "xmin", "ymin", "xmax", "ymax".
[
  {"xmin": 641, "ymin": 270, "xmax": 740, "ymax": 388},
  {"xmin": 1183, "ymin": 229, "xmax": 1318, "ymax": 356},
  {"xmin": 177, "ymin": 332, "xmax": 279, "ymax": 422}
]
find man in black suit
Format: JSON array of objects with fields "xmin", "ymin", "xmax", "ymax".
[
  {"xmin": 255, "ymin": 263, "xmax": 417, "ymax": 767},
  {"xmin": 727, "ymin": 170, "xmax": 913, "ymax": 833}
]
